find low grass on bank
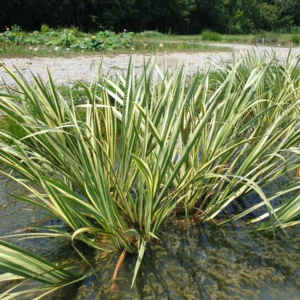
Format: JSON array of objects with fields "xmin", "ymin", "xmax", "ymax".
[
  {"xmin": 0, "ymin": 42, "xmax": 230, "ymax": 59},
  {"xmin": 137, "ymin": 31, "xmax": 300, "ymax": 45}
]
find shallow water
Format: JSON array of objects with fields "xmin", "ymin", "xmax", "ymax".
[
  {"xmin": 75, "ymin": 220, "xmax": 300, "ymax": 300},
  {"xmin": 0, "ymin": 176, "xmax": 299, "ymax": 300},
  {"xmin": 0, "ymin": 174, "xmax": 73, "ymax": 261}
]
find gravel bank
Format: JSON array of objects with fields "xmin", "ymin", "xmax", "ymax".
[{"xmin": 1, "ymin": 44, "xmax": 300, "ymax": 86}]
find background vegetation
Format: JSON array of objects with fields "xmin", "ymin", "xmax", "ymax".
[{"xmin": 1, "ymin": 0, "xmax": 300, "ymax": 35}]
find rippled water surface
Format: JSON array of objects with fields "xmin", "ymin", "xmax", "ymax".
[
  {"xmin": 0, "ymin": 175, "xmax": 299, "ymax": 300},
  {"xmin": 76, "ymin": 220, "xmax": 300, "ymax": 300},
  {"xmin": 0, "ymin": 174, "xmax": 73, "ymax": 260}
]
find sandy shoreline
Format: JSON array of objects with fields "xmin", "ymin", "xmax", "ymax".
[{"xmin": 1, "ymin": 44, "xmax": 300, "ymax": 86}]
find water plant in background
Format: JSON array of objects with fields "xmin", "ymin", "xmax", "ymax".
[
  {"xmin": 40, "ymin": 24, "xmax": 51, "ymax": 33},
  {"xmin": 0, "ymin": 30, "xmax": 17, "ymax": 43},
  {"xmin": 70, "ymin": 30, "xmax": 134, "ymax": 51},
  {"xmin": 58, "ymin": 30, "xmax": 76, "ymax": 48},
  {"xmin": 292, "ymin": 34, "xmax": 300, "ymax": 45},
  {"xmin": 0, "ymin": 29, "xmax": 134, "ymax": 52},
  {"xmin": 138, "ymin": 31, "xmax": 165, "ymax": 38},
  {"xmin": 11, "ymin": 24, "xmax": 24, "ymax": 37},
  {"xmin": 0, "ymin": 52, "xmax": 300, "ymax": 298},
  {"xmin": 201, "ymin": 29, "xmax": 222, "ymax": 41}
]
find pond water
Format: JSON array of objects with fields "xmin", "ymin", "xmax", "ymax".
[
  {"xmin": 0, "ymin": 176, "xmax": 299, "ymax": 300},
  {"xmin": 0, "ymin": 173, "xmax": 73, "ymax": 261},
  {"xmin": 77, "ymin": 221, "xmax": 300, "ymax": 300}
]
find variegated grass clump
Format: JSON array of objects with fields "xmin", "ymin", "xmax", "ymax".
[{"xmin": 0, "ymin": 52, "xmax": 299, "ymax": 298}]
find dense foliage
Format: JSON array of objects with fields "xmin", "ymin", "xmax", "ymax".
[
  {"xmin": 0, "ymin": 28, "xmax": 134, "ymax": 51},
  {"xmin": 0, "ymin": 52, "xmax": 300, "ymax": 298},
  {"xmin": 1, "ymin": 0, "xmax": 300, "ymax": 34}
]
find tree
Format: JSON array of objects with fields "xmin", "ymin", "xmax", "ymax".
[{"xmin": 0, "ymin": 0, "xmax": 300, "ymax": 34}]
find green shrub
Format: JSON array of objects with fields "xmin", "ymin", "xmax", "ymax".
[
  {"xmin": 59, "ymin": 31, "xmax": 75, "ymax": 47},
  {"xmin": 201, "ymin": 30, "xmax": 222, "ymax": 41},
  {"xmin": 276, "ymin": 26, "xmax": 300, "ymax": 34},
  {"xmin": 68, "ymin": 26, "xmax": 86, "ymax": 37},
  {"xmin": 139, "ymin": 30, "xmax": 164, "ymax": 38},
  {"xmin": 292, "ymin": 34, "xmax": 300, "ymax": 44},
  {"xmin": 0, "ymin": 30, "xmax": 16, "ymax": 43},
  {"xmin": 255, "ymin": 33, "xmax": 279, "ymax": 44},
  {"xmin": 70, "ymin": 30, "xmax": 133, "ymax": 50},
  {"xmin": 0, "ymin": 27, "xmax": 133, "ymax": 51},
  {"xmin": 45, "ymin": 30, "xmax": 60, "ymax": 37},
  {"xmin": 11, "ymin": 24, "xmax": 22, "ymax": 33},
  {"xmin": 41, "ymin": 24, "xmax": 50, "ymax": 33}
]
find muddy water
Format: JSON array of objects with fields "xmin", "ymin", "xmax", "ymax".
[{"xmin": 0, "ymin": 175, "xmax": 300, "ymax": 300}]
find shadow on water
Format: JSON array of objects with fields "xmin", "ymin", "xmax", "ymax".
[
  {"xmin": 1, "ymin": 171, "xmax": 300, "ymax": 300},
  {"xmin": 76, "ymin": 219, "xmax": 300, "ymax": 300}
]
